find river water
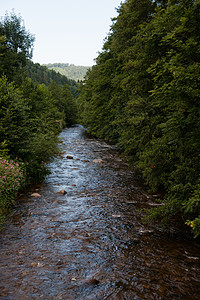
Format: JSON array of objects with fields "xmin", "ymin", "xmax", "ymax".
[{"xmin": 0, "ymin": 125, "xmax": 200, "ymax": 300}]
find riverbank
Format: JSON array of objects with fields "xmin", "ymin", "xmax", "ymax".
[{"xmin": 0, "ymin": 156, "xmax": 52, "ymax": 230}]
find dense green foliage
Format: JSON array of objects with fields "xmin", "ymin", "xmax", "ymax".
[
  {"xmin": 26, "ymin": 60, "xmax": 79, "ymax": 97},
  {"xmin": 0, "ymin": 11, "xmax": 35, "ymax": 84},
  {"xmin": 44, "ymin": 63, "xmax": 90, "ymax": 81},
  {"xmin": 78, "ymin": 0, "xmax": 200, "ymax": 237},
  {"xmin": 48, "ymin": 80, "xmax": 78, "ymax": 126},
  {"xmin": 0, "ymin": 12, "xmax": 78, "ymax": 224}
]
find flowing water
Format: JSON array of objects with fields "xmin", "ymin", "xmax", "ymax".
[{"xmin": 0, "ymin": 125, "xmax": 200, "ymax": 300}]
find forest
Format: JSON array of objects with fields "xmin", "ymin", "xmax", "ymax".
[
  {"xmin": 26, "ymin": 60, "xmax": 79, "ymax": 97},
  {"xmin": 44, "ymin": 63, "xmax": 89, "ymax": 81},
  {"xmin": 78, "ymin": 0, "xmax": 200, "ymax": 237},
  {"xmin": 0, "ymin": 12, "xmax": 78, "ymax": 226}
]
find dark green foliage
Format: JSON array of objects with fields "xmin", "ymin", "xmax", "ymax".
[
  {"xmin": 0, "ymin": 12, "xmax": 35, "ymax": 83},
  {"xmin": 78, "ymin": 0, "xmax": 200, "ymax": 237},
  {"xmin": 48, "ymin": 81, "xmax": 78, "ymax": 126},
  {"xmin": 26, "ymin": 60, "xmax": 79, "ymax": 97},
  {"xmin": 0, "ymin": 76, "xmax": 61, "ymax": 181},
  {"xmin": 0, "ymin": 76, "xmax": 30, "ymax": 157}
]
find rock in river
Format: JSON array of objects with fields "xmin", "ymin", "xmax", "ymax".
[
  {"xmin": 31, "ymin": 193, "xmax": 42, "ymax": 197},
  {"xmin": 56, "ymin": 189, "xmax": 67, "ymax": 195},
  {"xmin": 93, "ymin": 159, "xmax": 103, "ymax": 164}
]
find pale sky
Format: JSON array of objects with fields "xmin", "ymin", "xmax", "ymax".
[{"xmin": 1, "ymin": 0, "xmax": 123, "ymax": 66}]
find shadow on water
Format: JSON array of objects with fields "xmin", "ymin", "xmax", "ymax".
[{"xmin": 0, "ymin": 125, "xmax": 200, "ymax": 300}]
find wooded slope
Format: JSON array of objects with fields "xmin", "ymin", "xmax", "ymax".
[
  {"xmin": 78, "ymin": 0, "xmax": 200, "ymax": 237},
  {"xmin": 44, "ymin": 63, "xmax": 90, "ymax": 81}
]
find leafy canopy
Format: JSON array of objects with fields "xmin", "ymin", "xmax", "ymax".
[{"xmin": 78, "ymin": 0, "xmax": 200, "ymax": 237}]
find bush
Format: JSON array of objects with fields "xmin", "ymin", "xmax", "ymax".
[{"xmin": 0, "ymin": 157, "xmax": 26, "ymax": 225}]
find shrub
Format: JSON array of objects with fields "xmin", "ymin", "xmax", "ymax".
[{"xmin": 0, "ymin": 157, "xmax": 26, "ymax": 225}]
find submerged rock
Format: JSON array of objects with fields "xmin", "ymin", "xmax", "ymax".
[
  {"xmin": 84, "ymin": 278, "xmax": 100, "ymax": 285},
  {"xmin": 31, "ymin": 193, "xmax": 41, "ymax": 197},
  {"xmin": 30, "ymin": 262, "xmax": 44, "ymax": 267},
  {"xmin": 71, "ymin": 277, "xmax": 77, "ymax": 281},
  {"xmin": 92, "ymin": 159, "xmax": 103, "ymax": 164},
  {"xmin": 56, "ymin": 189, "xmax": 67, "ymax": 195},
  {"xmin": 112, "ymin": 214, "xmax": 121, "ymax": 218}
]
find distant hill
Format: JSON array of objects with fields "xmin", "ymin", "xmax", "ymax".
[
  {"xmin": 26, "ymin": 61, "xmax": 79, "ymax": 97},
  {"xmin": 44, "ymin": 63, "xmax": 90, "ymax": 81}
]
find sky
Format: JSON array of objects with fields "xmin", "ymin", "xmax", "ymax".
[{"xmin": 1, "ymin": 0, "xmax": 124, "ymax": 66}]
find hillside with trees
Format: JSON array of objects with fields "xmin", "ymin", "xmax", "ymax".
[
  {"xmin": 78, "ymin": 0, "xmax": 200, "ymax": 237},
  {"xmin": 0, "ymin": 12, "xmax": 78, "ymax": 225},
  {"xmin": 44, "ymin": 63, "xmax": 90, "ymax": 81},
  {"xmin": 26, "ymin": 60, "xmax": 79, "ymax": 97}
]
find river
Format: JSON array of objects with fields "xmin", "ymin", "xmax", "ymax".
[{"xmin": 0, "ymin": 125, "xmax": 200, "ymax": 299}]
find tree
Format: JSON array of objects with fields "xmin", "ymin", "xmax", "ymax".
[
  {"xmin": 48, "ymin": 81, "xmax": 78, "ymax": 126},
  {"xmin": 0, "ymin": 11, "xmax": 35, "ymax": 82},
  {"xmin": 78, "ymin": 0, "xmax": 200, "ymax": 236},
  {"xmin": 0, "ymin": 76, "xmax": 30, "ymax": 158}
]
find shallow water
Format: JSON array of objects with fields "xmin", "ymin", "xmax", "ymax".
[{"xmin": 0, "ymin": 125, "xmax": 200, "ymax": 300}]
